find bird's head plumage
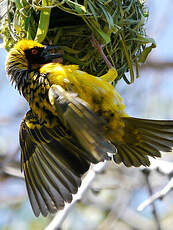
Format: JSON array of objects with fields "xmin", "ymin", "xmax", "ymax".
[{"xmin": 6, "ymin": 40, "xmax": 62, "ymax": 92}]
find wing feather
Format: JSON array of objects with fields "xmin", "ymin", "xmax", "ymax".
[
  {"xmin": 20, "ymin": 110, "xmax": 90, "ymax": 216},
  {"xmin": 24, "ymin": 163, "xmax": 48, "ymax": 217},
  {"xmin": 38, "ymin": 144, "xmax": 80, "ymax": 194},
  {"xmin": 31, "ymin": 155, "xmax": 64, "ymax": 212},
  {"xmin": 34, "ymin": 152, "xmax": 71, "ymax": 203},
  {"xmin": 48, "ymin": 85, "xmax": 116, "ymax": 162}
]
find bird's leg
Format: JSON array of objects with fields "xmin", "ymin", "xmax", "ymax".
[
  {"xmin": 91, "ymin": 36, "xmax": 113, "ymax": 69},
  {"xmin": 91, "ymin": 36, "xmax": 118, "ymax": 83},
  {"xmin": 100, "ymin": 68, "xmax": 118, "ymax": 83}
]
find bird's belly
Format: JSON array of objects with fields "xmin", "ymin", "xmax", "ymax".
[{"xmin": 23, "ymin": 83, "xmax": 57, "ymax": 128}]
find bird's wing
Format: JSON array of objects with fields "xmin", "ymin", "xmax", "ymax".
[
  {"xmin": 48, "ymin": 84, "xmax": 116, "ymax": 162},
  {"xmin": 20, "ymin": 110, "xmax": 91, "ymax": 217}
]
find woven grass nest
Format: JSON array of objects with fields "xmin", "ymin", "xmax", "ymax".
[{"xmin": 1, "ymin": 0, "xmax": 156, "ymax": 84}]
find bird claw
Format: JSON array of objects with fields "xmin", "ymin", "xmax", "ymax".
[{"xmin": 90, "ymin": 36, "xmax": 113, "ymax": 69}]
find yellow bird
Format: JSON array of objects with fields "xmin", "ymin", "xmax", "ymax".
[{"xmin": 5, "ymin": 39, "xmax": 173, "ymax": 217}]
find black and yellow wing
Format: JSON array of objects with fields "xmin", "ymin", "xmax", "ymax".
[{"xmin": 20, "ymin": 111, "xmax": 91, "ymax": 217}]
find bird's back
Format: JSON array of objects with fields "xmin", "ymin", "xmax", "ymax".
[{"xmin": 40, "ymin": 63, "xmax": 127, "ymax": 142}]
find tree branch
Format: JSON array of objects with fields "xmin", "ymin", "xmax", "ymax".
[
  {"xmin": 142, "ymin": 169, "xmax": 162, "ymax": 230},
  {"xmin": 138, "ymin": 159, "xmax": 173, "ymax": 213},
  {"xmin": 138, "ymin": 177, "xmax": 173, "ymax": 212},
  {"xmin": 140, "ymin": 61, "xmax": 173, "ymax": 70},
  {"xmin": 141, "ymin": 158, "xmax": 173, "ymax": 176},
  {"xmin": 45, "ymin": 162, "xmax": 107, "ymax": 230}
]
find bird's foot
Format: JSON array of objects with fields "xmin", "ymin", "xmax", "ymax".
[{"xmin": 91, "ymin": 36, "xmax": 113, "ymax": 69}]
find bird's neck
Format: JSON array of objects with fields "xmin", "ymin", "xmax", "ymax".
[
  {"xmin": 21, "ymin": 71, "xmax": 57, "ymax": 127},
  {"xmin": 6, "ymin": 50, "xmax": 42, "ymax": 92}
]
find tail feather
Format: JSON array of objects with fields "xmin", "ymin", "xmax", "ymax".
[
  {"xmin": 139, "ymin": 129, "xmax": 173, "ymax": 146},
  {"xmin": 140, "ymin": 127, "xmax": 173, "ymax": 137},
  {"xmin": 126, "ymin": 118, "xmax": 173, "ymax": 132},
  {"xmin": 113, "ymin": 117, "xmax": 173, "ymax": 167},
  {"xmin": 114, "ymin": 145, "xmax": 150, "ymax": 167},
  {"xmin": 135, "ymin": 143, "xmax": 161, "ymax": 157},
  {"xmin": 142, "ymin": 136, "xmax": 172, "ymax": 152}
]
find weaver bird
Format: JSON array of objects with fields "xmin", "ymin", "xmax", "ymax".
[{"xmin": 6, "ymin": 40, "xmax": 173, "ymax": 217}]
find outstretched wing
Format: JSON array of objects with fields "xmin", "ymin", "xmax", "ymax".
[{"xmin": 20, "ymin": 110, "xmax": 90, "ymax": 217}]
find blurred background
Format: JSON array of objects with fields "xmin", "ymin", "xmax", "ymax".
[{"xmin": 0, "ymin": 0, "xmax": 173, "ymax": 229}]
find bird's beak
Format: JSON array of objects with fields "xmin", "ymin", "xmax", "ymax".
[{"xmin": 42, "ymin": 45, "xmax": 63, "ymax": 63}]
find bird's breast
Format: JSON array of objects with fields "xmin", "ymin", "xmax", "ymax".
[{"xmin": 22, "ymin": 73, "xmax": 57, "ymax": 127}]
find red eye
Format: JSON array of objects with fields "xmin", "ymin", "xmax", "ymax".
[{"xmin": 32, "ymin": 49, "xmax": 38, "ymax": 55}]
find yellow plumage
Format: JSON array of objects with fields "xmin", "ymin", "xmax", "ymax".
[
  {"xmin": 5, "ymin": 39, "xmax": 173, "ymax": 217},
  {"xmin": 40, "ymin": 63, "xmax": 126, "ymax": 142}
]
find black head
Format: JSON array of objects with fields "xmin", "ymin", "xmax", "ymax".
[
  {"xmin": 6, "ymin": 40, "xmax": 63, "ymax": 92},
  {"xmin": 24, "ymin": 45, "xmax": 63, "ymax": 65}
]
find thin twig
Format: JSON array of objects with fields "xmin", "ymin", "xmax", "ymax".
[
  {"xmin": 138, "ymin": 177, "xmax": 173, "ymax": 212},
  {"xmin": 0, "ymin": 146, "xmax": 23, "ymax": 179},
  {"xmin": 140, "ymin": 61, "xmax": 173, "ymax": 70},
  {"xmin": 91, "ymin": 36, "xmax": 113, "ymax": 69},
  {"xmin": 3, "ymin": 163, "xmax": 24, "ymax": 179},
  {"xmin": 45, "ymin": 161, "xmax": 107, "ymax": 230},
  {"xmin": 138, "ymin": 159, "xmax": 173, "ymax": 212},
  {"xmin": 0, "ymin": 146, "xmax": 20, "ymax": 173},
  {"xmin": 142, "ymin": 169, "xmax": 162, "ymax": 230},
  {"xmin": 141, "ymin": 158, "xmax": 173, "ymax": 176}
]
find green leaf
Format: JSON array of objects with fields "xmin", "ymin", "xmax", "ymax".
[
  {"xmin": 96, "ymin": 29, "xmax": 111, "ymax": 44},
  {"xmin": 138, "ymin": 37, "xmax": 156, "ymax": 63},
  {"xmin": 34, "ymin": 0, "xmax": 51, "ymax": 43},
  {"xmin": 139, "ymin": 44, "xmax": 155, "ymax": 63}
]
